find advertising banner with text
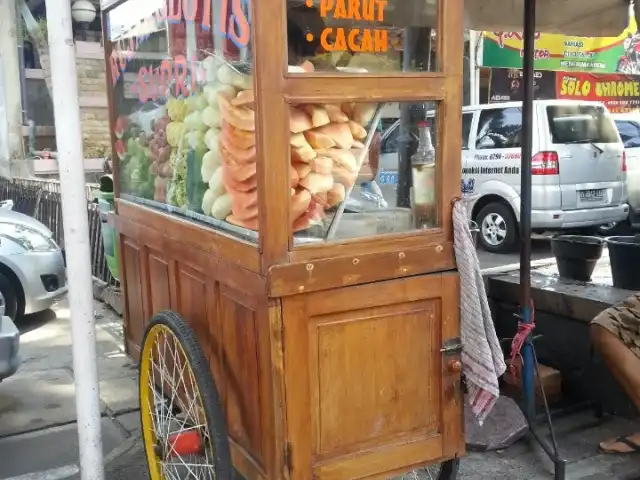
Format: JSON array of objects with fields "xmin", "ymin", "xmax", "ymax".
[
  {"xmin": 488, "ymin": 68, "xmax": 556, "ymax": 102},
  {"xmin": 556, "ymin": 72, "xmax": 640, "ymax": 112},
  {"xmin": 482, "ymin": 19, "xmax": 637, "ymax": 73}
]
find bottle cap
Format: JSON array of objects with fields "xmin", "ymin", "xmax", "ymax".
[{"xmin": 417, "ymin": 120, "xmax": 431, "ymax": 128}]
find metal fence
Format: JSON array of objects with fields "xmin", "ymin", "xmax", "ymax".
[{"xmin": 0, "ymin": 177, "xmax": 118, "ymax": 286}]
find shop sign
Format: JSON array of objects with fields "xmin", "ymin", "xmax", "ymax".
[
  {"xmin": 482, "ymin": 19, "xmax": 637, "ymax": 73},
  {"xmin": 109, "ymin": 0, "xmax": 251, "ymax": 102},
  {"xmin": 316, "ymin": 0, "xmax": 390, "ymax": 53},
  {"xmin": 488, "ymin": 68, "xmax": 555, "ymax": 102},
  {"xmin": 556, "ymin": 72, "xmax": 640, "ymax": 112}
]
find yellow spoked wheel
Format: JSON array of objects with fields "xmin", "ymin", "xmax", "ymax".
[{"xmin": 139, "ymin": 311, "xmax": 231, "ymax": 480}]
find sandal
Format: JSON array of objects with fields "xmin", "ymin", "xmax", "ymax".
[{"xmin": 598, "ymin": 435, "xmax": 640, "ymax": 454}]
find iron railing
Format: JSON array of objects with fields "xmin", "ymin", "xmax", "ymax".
[{"xmin": 0, "ymin": 177, "xmax": 118, "ymax": 286}]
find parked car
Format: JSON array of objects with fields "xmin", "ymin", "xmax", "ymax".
[
  {"xmin": 0, "ymin": 292, "xmax": 20, "ymax": 382},
  {"xmin": 0, "ymin": 206, "xmax": 67, "ymax": 319},
  {"xmin": 602, "ymin": 112, "xmax": 640, "ymax": 234},
  {"xmin": 375, "ymin": 100, "xmax": 629, "ymax": 253}
]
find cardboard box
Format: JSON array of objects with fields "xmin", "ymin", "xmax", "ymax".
[{"xmin": 502, "ymin": 358, "xmax": 562, "ymax": 406}]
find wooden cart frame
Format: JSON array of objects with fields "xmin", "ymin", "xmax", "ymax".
[{"xmin": 101, "ymin": 0, "xmax": 465, "ymax": 477}]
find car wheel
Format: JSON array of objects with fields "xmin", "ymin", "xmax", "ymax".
[
  {"xmin": 0, "ymin": 273, "xmax": 18, "ymax": 319},
  {"xmin": 476, "ymin": 202, "xmax": 518, "ymax": 253}
]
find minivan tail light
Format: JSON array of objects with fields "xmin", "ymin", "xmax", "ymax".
[
  {"xmin": 622, "ymin": 151, "xmax": 627, "ymax": 172},
  {"xmin": 531, "ymin": 151, "xmax": 559, "ymax": 175}
]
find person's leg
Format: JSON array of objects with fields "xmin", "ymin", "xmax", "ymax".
[{"xmin": 591, "ymin": 324, "xmax": 640, "ymax": 453}]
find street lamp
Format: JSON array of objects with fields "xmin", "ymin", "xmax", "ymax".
[{"xmin": 71, "ymin": 0, "xmax": 97, "ymax": 41}]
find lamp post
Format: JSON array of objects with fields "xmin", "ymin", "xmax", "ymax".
[{"xmin": 70, "ymin": 0, "xmax": 96, "ymax": 41}]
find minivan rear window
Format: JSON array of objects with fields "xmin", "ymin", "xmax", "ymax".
[
  {"xmin": 547, "ymin": 105, "xmax": 619, "ymax": 144},
  {"xmin": 615, "ymin": 120, "xmax": 640, "ymax": 148}
]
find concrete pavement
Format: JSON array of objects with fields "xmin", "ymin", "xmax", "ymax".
[
  {"xmin": 5, "ymin": 243, "xmax": 640, "ymax": 479},
  {"xmin": 0, "ymin": 298, "xmax": 138, "ymax": 479}
]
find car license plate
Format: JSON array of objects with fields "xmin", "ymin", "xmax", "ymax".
[
  {"xmin": 579, "ymin": 189, "xmax": 604, "ymax": 201},
  {"xmin": 378, "ymin": 170, "xmax": 398, "ymax": 185}
]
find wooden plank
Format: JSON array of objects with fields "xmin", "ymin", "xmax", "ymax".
[
  {"xmin": 116, "ymin": 200, "xmax": 262, "ymax": 274},
  {"xmin": 115, "ymin": 214, "xmax": 266, "ymax": 296},
  {"xmin": 267, "ymin": 299, "xmax": 289, "ymax": 480},
  {"xmin": 101, "ymin": 10, "xmax": 121, "ymax": 198},
  {"xmin": 437, "ymin": 0, "xmax": 465, "ymax": 243},
  {"xmin": 252, "ymin": 0, "xmax": 291, "ymax": 271},
  {"xmin": 284, "ymin": 75, "xmax": 446, "ymax": 103},
  {"xmin": 440, "ymin": 273, "xmax": 465, "ymax": 459},
  {"xmin": 313, "ymin": 437, "xmax": 444, "ymax": 480},
  {"xmin": 269, "ymin": 242, "xmax": 454, "ymax": 297},
  {"xmin": 290, "ymin": 230, "xmax": 447, "ymax": 261},
  {"xmin": 282, "ymin": 294, "xmax": 313, "ymax": 480}
]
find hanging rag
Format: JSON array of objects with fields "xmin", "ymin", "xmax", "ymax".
[{"xmin": 453, "ymin": 198, "xmax": 506, "ymax": 425}]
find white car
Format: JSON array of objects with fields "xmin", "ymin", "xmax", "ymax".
[
  {"xmin": 375, "ymin": 100, "xmax": 629, "ymax": 253},
  {"xmin": 0, "ymin": 205, "xmax": 67, "ymax": 319},
  {"xmin": 607, "ymin": 112, "xmax": 640, "ymax": 234}
]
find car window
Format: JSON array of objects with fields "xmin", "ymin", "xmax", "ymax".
[
  {"xmin": 382, "ymin": 114, "xmax": 472, "ymax": 153},
  {"xmin": 381, "ymin": 123, "xmax": 400, "ymax": 154},
  {"xmin": 615, "ymin": 120, "xmax": 640, "ymax": 148},
  {"xmin": 462, "ymin": 113, "xmax": 473, "ymax": 150},
  {"xmin": 547, "ymin": 105, "xmax": 619, "ymax": 144},
  {"xmin": 475, "ymin": 108, "xmax": 522, "ymax": 150}
]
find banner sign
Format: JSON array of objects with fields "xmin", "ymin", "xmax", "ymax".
[
  {"xmin": 482, "ymin": 19, "xmax": 637, "ymax": 73},
  {"xmin": 488, "ymin": 68, "xmax": 556, "ymax": 102},
  {"xmin": 556, "ymin": 72, "xmax": 640, "ymax": 113}
]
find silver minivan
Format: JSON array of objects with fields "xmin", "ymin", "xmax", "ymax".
[
  {"xmin": 377, "ymin": 100, "xmax": 629, "ymax": 253},
  {"xmin": 607, "ymin": 112, "xmax": 640, "ymax": 234}
]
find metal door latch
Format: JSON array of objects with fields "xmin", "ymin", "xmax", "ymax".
[{"xmin": 440, "ymin": 337, "xmax": 463, "ymax": 355}]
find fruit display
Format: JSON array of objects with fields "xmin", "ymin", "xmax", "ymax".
[
  {"xmin": 148, "ymin": 115, "xmax": 172, "ymax": 202},
  {"xmin": 114, "ymin": 54, "xmax": 376, "ymax": 235},
  {"xmin": 114, "ymin": 115, "xmax": 154, "ymax": 199},
  {"xmin": 214, "ymin": 60, "xmax": 375, "ymax": 232}
]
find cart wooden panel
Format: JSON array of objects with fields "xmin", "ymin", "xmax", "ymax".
[
  {"xmin": 104, "ymin": 0, "xmax": 466, "ymax": 476},
  {"xmin": 283, "ymin": 273, "xmax": 463, "ymax": 479},
  {"xmin": 116, "ymin": 198, "xmax": 463, "ymax": 479},
  {"xmin": 116, "ymin": 201, "xmax": 280, "ymax": 479}
]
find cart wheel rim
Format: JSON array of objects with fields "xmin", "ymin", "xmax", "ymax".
[{"xmin": 140, "ymin": 324, "xmax": 217, "ymax": 480}]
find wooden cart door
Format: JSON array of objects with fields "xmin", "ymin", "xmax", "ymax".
[{"xmin": 282, "ymin": 272, "xmax": 464, "ymax": 480}]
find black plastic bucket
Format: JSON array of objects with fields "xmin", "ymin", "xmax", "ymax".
[
  {"xmin": 606, "ymin": 236, "xmax": 640, "ymax": 290},
  {"xmin": 551, "ymin": 235, "xmax": 604, "ymax": 282}
]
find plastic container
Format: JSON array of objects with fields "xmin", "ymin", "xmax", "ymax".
[
  {"xmin": 551, "ymin": 235, "xmax": 604, "ymax": 282},
  {"xmin": 94, "ymin": 175, "xmax": 120, "ymax": 281},
  {"xmin": 606, "ymin": 236, "xmax": 640, "ymax": 290}
]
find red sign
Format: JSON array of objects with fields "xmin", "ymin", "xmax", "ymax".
[{"xmin": 556, "ymin": 72, "xmax": 640, "ymax": 113}]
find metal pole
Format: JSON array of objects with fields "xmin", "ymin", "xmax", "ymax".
[
  {"xmin": 520, "ymin": 0, "xmax": 536, "ymax": 422},
  {"xmin": 44, "ymin": 0, "xmax": 105, "ymax": 478},
  {"xmin": 469, "ymin": 30, "xmax": 481, "ymax": 105},
  {"xmin": 397, "ymin": 27, "xmax": 418, "ymax": 208},
  {"xmin": 0, "ymin": 56, "xmax": 11, "ymax": 177}
]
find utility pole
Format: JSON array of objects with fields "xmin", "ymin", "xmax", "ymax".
[{"xmin": 44, "ymin": 0, "xmax": 105, "ymax": 478}]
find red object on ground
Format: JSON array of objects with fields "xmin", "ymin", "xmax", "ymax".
[{"xmin": 167, "ymin": 430, "xmax": 204, "ymax": 457}]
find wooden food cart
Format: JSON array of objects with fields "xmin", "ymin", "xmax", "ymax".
[{"xmin": 102, "ymin": 0, "xmax": 465, "ymax": 477}]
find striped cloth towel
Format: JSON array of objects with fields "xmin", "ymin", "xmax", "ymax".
[{"xmin": 453, "ymin": 199, "xmax": 506, "ymax": 425}]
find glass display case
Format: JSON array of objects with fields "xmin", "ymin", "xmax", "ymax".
[{"xmin": 106, "ymin": 0, "xmax": 453, "ymax": 249}]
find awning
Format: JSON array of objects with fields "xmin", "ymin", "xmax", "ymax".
[
  {"xmin": 464, "ymin": 0, "xmax": 632, "ymax": 37},
  {"xmin": 100, "ymin": 0, "xmax": 635, "ymax": 38},
  {"xmin": 292, "ymin": 0, "xmax": 633, "ymax": 37}
]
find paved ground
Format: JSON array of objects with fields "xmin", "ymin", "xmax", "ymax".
[
  {"xmin": 8, "ymin": 241, "xmax": 640, "ymax": 480},
  {"xmin": 477, "ymin": 236, "xmax": 554, "ymax": 270},
  {"xmin": 0, "ymin": 299, "xmax": 139, "ymax": 479}
]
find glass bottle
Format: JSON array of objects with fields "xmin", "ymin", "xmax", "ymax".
[{"xmin": 411, "ymin": 120, "xmax": 437, "ymax": 228}]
